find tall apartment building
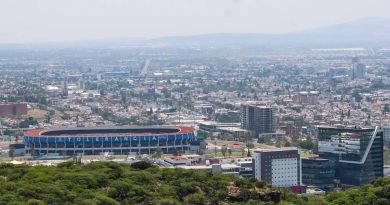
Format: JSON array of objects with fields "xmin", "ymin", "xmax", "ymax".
[
  {"xmin": 241, "ymin": 104, "xmax": 276, "ymax": 136},
  {"xmin": 351, "ymin": 57, "xmax": 365, "ymax": 79},
  {"xmin": 0, "ymin": 103, "xmax": 28, "ymax": 117},
  {"xmin": 252, "ymin": 148, "xmax": 301, "ymax": 187},
  {"xmin": 318, "ymin": 126, "xmax": 383, "ymax": 186}
]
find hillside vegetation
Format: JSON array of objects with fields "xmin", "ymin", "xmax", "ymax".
[{"xmin": 0, "ymin": 161, "xmax": 389, "ymax": 205}]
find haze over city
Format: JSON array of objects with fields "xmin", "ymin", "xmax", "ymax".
[
  {"xmin": 1, "ymin": 0, "xmax": 390, "ymax": 43},
  {"xmin": 1, "ymin": 1, "xmax": 390, "ymax": 204}
]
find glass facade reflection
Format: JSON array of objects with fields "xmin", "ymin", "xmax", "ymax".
[
  {"xmin": 318, "ymin": 126, "xmax": 383, "ymax": 186},
  {"xmin": 302, "ymin": 158, "xmax": 335, "ymax": 191}
]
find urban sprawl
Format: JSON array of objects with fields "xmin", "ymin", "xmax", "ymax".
[{"xmin": 1, "ymin": 47, "xmax": 390, "ymax": 195}]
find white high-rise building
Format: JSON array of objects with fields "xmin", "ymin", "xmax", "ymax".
[{"xmin": 252, "ymin": 148, "xmax": 301, "ymax": 187}]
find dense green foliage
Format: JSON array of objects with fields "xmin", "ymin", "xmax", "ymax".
[
  {"xmin": 0, "ymin": 162, "xmax": 280, "ymax": 205},
  {"xmin": 0, "ymin": 162, "xmax": 389, "ymax": 205},
  {"xmin": 19, "ymin": 117, "xmax": 39, "ymax": 128},
  {"xmin": 297, "ymin": 139, "xmax": 315, "ymax": 151},
  {"xmin": 277, "ymin": 178, "xmax": 390, "ymax": 205},
  {"xmin": 324, "ymin": 177, "xmax": 390, "ymax": 205}
]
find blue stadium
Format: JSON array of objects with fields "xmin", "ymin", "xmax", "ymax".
[{"xmin": 24, "ymin": 126, "xmax": 196, "ymax": 155}]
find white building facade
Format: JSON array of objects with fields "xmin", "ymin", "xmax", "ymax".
[{"xmin": 252, "ymin": 148, "xmax": 301, "ymax": 187}]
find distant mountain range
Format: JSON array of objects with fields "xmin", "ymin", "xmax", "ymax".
[
  {"xmin": 2, "ymin": 17, "xmax": 390, "ymax": 49},
  {"xmin": 145, "ymin": 17, "xmax": 390, "ymax": 48}
]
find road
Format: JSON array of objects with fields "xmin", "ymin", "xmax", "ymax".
[{"xmin": 140, "ymin": 59, "xmax": 151, "ymax": 76}]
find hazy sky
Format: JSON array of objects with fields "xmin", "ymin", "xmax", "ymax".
[{"xmin": 1, "ymin": 0, "xmax": 390, "ymax": 43}]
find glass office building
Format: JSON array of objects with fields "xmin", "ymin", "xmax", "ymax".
[
  {"xmin": 318, "ymin": 126, "xmax": 383, "ymax": 186},
  {"xmin": 302, "ymin": 158, "xmax": 335, "ymax": 191}
]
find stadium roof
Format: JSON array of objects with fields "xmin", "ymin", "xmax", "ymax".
[{"xmin": 25, "ymin": 126, "xmax": 194, "ymax": 138}]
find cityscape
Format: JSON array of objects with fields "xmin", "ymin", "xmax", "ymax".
[{"xmin": 1, "ymin": 0, "xmax": 390, "ymax": 204}]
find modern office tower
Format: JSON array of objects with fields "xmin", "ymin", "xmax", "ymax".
[
  {"xmin": 351, "ymin": 57, "xmax": 365, "ymax": 79},
  {"xmin": 301, "ymin": 158, "xmax": 335, "ymax": 191},
  {"xmin": 252, "ymin": 148, "xmax": 301, "ymax": 187},
  {"xmin": 241, "ymin": 104, "xmax": 277, "ymax": 136},
  {"xmin": 381, "ymin": 126, "xmax": 390, "ymax": 148},
  {"xmin": 317, "ymin": 126, "xmax": 384, "ymax": 186}
]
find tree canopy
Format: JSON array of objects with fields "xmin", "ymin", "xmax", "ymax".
[
  {"xmin": 0, "ymin": 162, "xmax": 278, "ymax": 205},
  {"xmin": 0, "ymin": 162, "xmax": 389, "ymax": 205}
]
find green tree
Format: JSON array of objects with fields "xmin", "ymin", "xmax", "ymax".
[
  {"xmin": 275, "ymin": 138, "xmax": 282, "ymax": 147},
  {"xmin": 27, "ymin": 199, "xmax": 46, "ymax": 205},
  {"xmin": 284, "ymin": 139, "xmax": 291, "ymax": 147},
  {"xmin": 298, "ymin": 138, "xmax": 315, "ymax": 150},
  {"xmin": 221, "ymin": 146, "xmax": 228, "ymax": 158},
  {"xmin": 61, "ymin": 113, "xmax": 71, "ymax": 120},
  {"xmin": 241, "ymin": 147, "xmax": 246, "ymax": 157},
  {"xmin": 3, "ymin": 161, "xmax": 389, "ymax": 204},
  {"xmin": 183, "ymin": 193, "xmax": 207, "ymax": 205},
  {"xmin": 228, "ymin": 148, "xmax": 232, "ymax": 158},
  {"xmin": 152, "ymin": 147, "xmax": 163, "ymax": 158},
  {"xmin": 8, "ymin": 148, "xmax": 15, "ymax": 160},
  {"xmin": 130, "ymin": 161, "xmax": 153, "ymax": 170},
  {"xmin": 162, "ymin": 88, "xmax": 171, "ymax": 98},
  {"xmin": 156, "ymin": 198, "xmax": 180, "ymax": 205}
]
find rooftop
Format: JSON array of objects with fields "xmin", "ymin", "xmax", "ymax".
[
  {"xmin": 25, "ymin": 126, "xmax": 195, "ymax": 137},
  {"xmin": 253, "ymin": 147, "xmax": 299, "ymax": 153}
]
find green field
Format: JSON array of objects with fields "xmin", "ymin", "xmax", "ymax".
[
  {"xmin": 206, "ymin": 151, "xmax": 244, "ymax": 158},
  {"xmin": 301, "ymin": 151, "xmax": 318, "ymax": 158}
]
